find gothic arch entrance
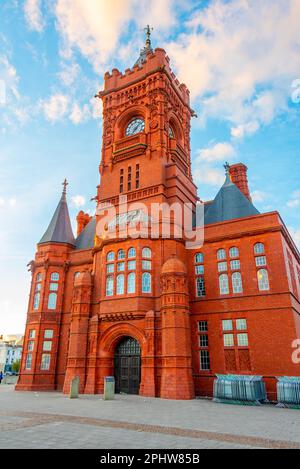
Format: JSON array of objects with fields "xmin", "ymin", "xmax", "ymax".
[{"xmin": 114, "ymin": 337, "xmax": 141, "ymax": 395}]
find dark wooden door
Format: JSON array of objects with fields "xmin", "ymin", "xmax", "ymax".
[{"xmin": 114, "ymin": 337, "xmax": 141, "ymax": 395}]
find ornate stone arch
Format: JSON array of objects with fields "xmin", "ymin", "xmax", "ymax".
[
  {"xmin": 114, "ymin": 106, "xmax": 147, "ymax": 140},
  {"xmin": 168, "ymin": 112, "xmax": 184, "ymax": 146},
  {"xmin": 99, "ymin": 322, "xmax": 147, "ymax": 357}
]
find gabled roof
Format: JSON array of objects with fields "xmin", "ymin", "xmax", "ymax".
[
  {"xmin": 39, "ymin": 184, "xmax": 75, "ymax": 246},
  {"xmin": 204, "ymin": 174, "xmax": 260, "ymax": 225},
  {"xmin": 75, "ymin": 217, "xmax": 96, "ymax": 250}
]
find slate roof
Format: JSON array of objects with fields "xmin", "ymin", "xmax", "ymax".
[
  {"xmin": 39, "ymin": 190, "xmax": 75, "ymax": 246},
  {"xmin": 204, "ymin": 174, "xmax": 260, "ymax": 225},
  {"xmin": 75, "ymin": 217, "xmax": 96, "ymax": 250}
]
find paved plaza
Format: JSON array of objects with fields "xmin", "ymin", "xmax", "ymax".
[{"xmin": 0, "ymin": 385, "xmax": 300, "ymax": 449}]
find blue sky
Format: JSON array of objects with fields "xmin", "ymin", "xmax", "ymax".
[{"xmin": 0, "ymin": 0, "xmax": 300, "ymax": 335}]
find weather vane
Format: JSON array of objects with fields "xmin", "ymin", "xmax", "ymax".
[{"xmin": 144, "ymin": 25, "xmax": 153, "ymax": 49}]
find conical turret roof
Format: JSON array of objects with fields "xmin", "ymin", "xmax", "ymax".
[
  {"xmin": 38, "ymin": 180, "xmax": 75, "ymax": 246},
  {"xmin": 204, "ymin": 172, "xmax": 260, "ymax": 225}
]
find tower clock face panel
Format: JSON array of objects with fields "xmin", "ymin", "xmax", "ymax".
[{"xmin": 125, "ymin": 118, "xmax": 145, "ymax": 136}]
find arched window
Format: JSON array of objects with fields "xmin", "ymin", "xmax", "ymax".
[
  {"xmin": 50, "ymin": 272, "xmax": 59, "ymax": 281},
  {"xmin": 127, "ymin": 273, "xmax": 136, "ymax": 294},
  {"xmin": 169, "ymin": 126, "xmax": 174, "ymax": 138},
  {"xmin": 229, "ymin": 247, "xmax": 239, "ymax": 258},
  {"xmin": 107, "ymin": 251, "xmax": 115, "ymax": 262},
  {"xmin": 254, "ymin": 243, "xmax": 265, "ymax": 255},
  {"xmin": 257, "ymin": 269, "xmax": 270, "ymax": 291},
  {"xmin": 142, "ymin": 272, "xmax": 151, "ymax": 293},
  {"xmin": 33, "ymin": 293, "xmax": 40, "ymax": 310},
  {"xmin": 47, "ymin": 293, "xmax": 57, "ymax": 310},
  {"xmin": 36, "ymin": 273, "xmax": 42, "ymax": 282},
  {"xmin": 128, "ymin": 248, "xmax": 136, "ymax": 259},
  {"xmin": 116, "ymin": 274, "xmax": 125, "ymax": 295},
  {"xmin": 232, "ymin": 272, "xmax": 243, "ymax": 293},
  {"xmin": 142, "ymin": 247, "xmax": 152, "ymax": 259},
  {"xmin": 219, "ymin": 274, "xmax": 229, "ymax": 295},
  {"xmin": 217, "ymin": 249, "xmax": 226, "ymax": 261},
  {"xmin": 195, "ymin": 253, "xmax": 204, "ymax": 264},
  {"xmin": 106, "ymin": 276, "xmax": 114, "ymax": 296},
  {"xmin": 74, "ymin": 272, "xmax": 81, "ymax": 280},
  {"xmin": 118, "ymin": 249, "xmax": 125, "ymax": 260}
]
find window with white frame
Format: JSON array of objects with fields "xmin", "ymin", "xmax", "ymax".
[
  {"xmin": 116, "ymin": 274, "xmax": 125, "ymax": 295},
  {"xmin": 48, "ymin": 272, "xmax": 59, "ymax": 310},
  {"xmin": 128, "ymin": 248, "xmax": 136, "ymax": 259},
  {"xmin": 142, "ymin": 272, "xmax": 151, "ymax": 293},
  {"xmin": 28, "ymin": 341, "xmax": 34, "ymax": 352},
  {"xmin": 254, "ymin": 243, "xmax": 265, "ymax": 255},
  {"xmin": 218, "ymin": 262, "xmax": 227, "ymax": 272},
  {"xmin": 33, "ymin": 272, "xmax": 42, "ymax": 310},
  {"xmin": 230, "ymin": 260, "xmax": 241, "ymax": 270},
  {"xmin": 195, "ymin": 253, "xmax": 205, "ymax": 298},
  {"xmin": 142, "ymin": 247, "xmax": 152, "ymax": 259},
  {"xmin": 257, "ymin": 269, "xmax": 270, "ymax": 291},
  {"xmin": 118, "ymin": 249, "xmax": 125, "ymax": 260},
  {"xmin": 222, "ymin": 319, "xmax": 233, "ymax": 331},
  {"xmin": 25, "ymin": 354, "xmax": 32, "ymax": 370},
  {"xmin": 219, "ymin": 274, "xmax": 229, "ymax": 295},
  {"xmin": 106, "ymin": 276, "xmax": 114, "ymax": 296},
  {"xmin": 237, "ymin": 333, "xmax": 249, "ymax": 346},
  {"xmin": 232, "ymin": 272, "xmax": 243, "ymax": 293},
  {"xmin": 223, "ymin": 334, "xmax": 234, "ymax": 347},
  {"xmin": 229, "ymin": 247, "xmax": 239, "ymax": 258},
  {"xmin": 127, "ymin": 273, "xmax": 136, "ymax": 294},
  {"xmin": 236, "ymin": 319, "xmax": 247, "ymax": 330},
  {"xmin": 41, "ymin": 354, "xmax": 51, "ymax": 371},
  {"xmin": 43, "ymin": 341, "xmax": 52, "ymax": 351},
  {"xmin": 107, "ymin": 251, "xmax": 115, "ymax": 262},
  {"xmin": 255, "ymin": 256, "xmax": 266, "ymax": 267},
  {"xmin": 217, "ymin": 249, "xmax": 226, "ymax": 260},
  {"xmin": 29, "ymin": 330, "xmax": 36, "ymax": 339}
]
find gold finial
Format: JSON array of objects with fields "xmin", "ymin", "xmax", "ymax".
[
  {"xmin": 144, "ymin": 25, "xmax": 153, "ymax": 50},
  {"xmin": 62, "ymin": 178, "xmax": 68, "ymax": 194}
]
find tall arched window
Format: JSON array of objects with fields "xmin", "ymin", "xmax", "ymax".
[
  {"xmin": 232, "ymin": 272, "xmax": 243, "ymax": 293},
  {"xmin": 47, "ymin": 293, "xmax": 57, "ymax": 310},
  {"xmin": 33, "ymin": 272, "xmax": 42, "ymax": 310},
  {"xmin": 217, "ymin": 249, "xmax": 226, "ymax": 261},
  {"xmin": 254, "ymin": 243, "xmax": 265, "ymax": 255},
  {"xmin": 229, "ymin": 247, "xmax": 239, "ymax": 258},
  {"xmin": 128, "ymin": 248, "xmax": 136, "ymax": 259},
  {"xmin": 50, "ymin": 272, "xmax": 59, "ymax": 281},
  {"xmin": 106, "ymin": 276, "xmax": 114, "ymax": 296},
  {"xmin": 107, "ymin": 251, "xmax": 115, "ymax": 262},
  {"xmin": 127, "ymin": 273, "xmax": 136, "ymax": 294},
  {"xmin": 116, "ymin": 274, "xmax": 125, "ymax": 295},
  {"xmin": 142, "ymin": 247, "xmax": 152, "ymax": 259},
  {"xmin": 257, "ymin": 269, "xmax": 270, "ymax": 291},
  {"xmin": 219, "ymin": 274, "xmax": 229, "ymax": 295},
  {"xmin": 118, "ymin": 249, "xmax": 125, "ymax": 260},
  {"xmin": 142, "ymin": 272, "xmax": 151, "ymax": 293},
  {"xmin": 195, "ymin": 253, "xmax": 204, "ymax": 264}
]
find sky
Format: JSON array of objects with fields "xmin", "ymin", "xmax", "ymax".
[{"xmin": 0, "ymin": 0, "xmax": 300, "ymax": 335}]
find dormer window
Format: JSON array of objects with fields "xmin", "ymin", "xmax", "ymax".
[{"xmin": 125, "ymin": 118, "xmax": 145, "ymax": 137}]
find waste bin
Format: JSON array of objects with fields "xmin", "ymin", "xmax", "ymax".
[{"xmin": 104, "ymin": 376, "xmax": 115, "ymax": 400}]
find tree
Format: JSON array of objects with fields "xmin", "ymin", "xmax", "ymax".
[{"xmin": 12, "ymin": 360, "xmax": 21, "ymax": 374}]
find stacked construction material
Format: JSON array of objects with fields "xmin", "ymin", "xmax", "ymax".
[{"xmin": 213, "ymin": 375, "xmax": 267, "ymax": 404}]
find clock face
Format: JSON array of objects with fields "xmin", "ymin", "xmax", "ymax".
[{"xmin": 125, "ymin": 118, "xmax": 145, "ymax": 137}]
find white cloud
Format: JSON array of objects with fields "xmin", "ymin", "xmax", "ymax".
[
  {"xmin": 197, "ymin": 142, "xmax": 236, "ymax": 162},
  {"xmin": 167, "ymin": 0, "xmax": 300, "ymax": 135},
  {"xmin": 193, "ymin": 165, "xmax": 225, "ymax": 187},
  {"xmin": 71, "ymin": 195, "xmax": 86, "ymax": 208},
  {"xmin": 58, "ymin": 61, "xmax": 80, "ymax": 86},
  {"xmin": 69, "ymin": 102, "xmax": 90, "ymax": 125},
  {"xmin": 24, "ymin": 0, "xmax": 44, "ymax": 32},
  {"xmin": 54, "ymin": 0, "xmax": 180, "ymax": 73},
  {"xmin": 251, "ymin": 190, "xmax": 268, "ymax": 203},
  {"xmin": 287, "ymin": 189, "xmax": 300, "ymax": 208},
  {"xmin": 41, "ymin": 93, "xmax": 69, "ymax": 122}
]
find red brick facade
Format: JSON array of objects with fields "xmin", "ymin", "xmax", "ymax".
[{"xmin": 16, "ymin": 44, "xmax": 300, "ymax": 400}]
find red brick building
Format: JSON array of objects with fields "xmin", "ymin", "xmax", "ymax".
[{"xmin": 17, "ymin": 32, "xmax": 300, "ymax": 401}]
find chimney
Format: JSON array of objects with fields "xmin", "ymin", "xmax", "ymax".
[
  {"xmin": 229, "ymin": 163, "xmax": 252, "ymax": 202},
  {"xmin": 76, "ymin": 211, "xmax": 92, "ymax": 236}
]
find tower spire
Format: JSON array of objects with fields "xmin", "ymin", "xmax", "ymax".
[{"xmin": 144, "ymin": 25, "xmax": 153, "ymax": 50}]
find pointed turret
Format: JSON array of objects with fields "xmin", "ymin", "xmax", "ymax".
[
  {"xmin": 204, "ymin": 163, "xmax": 260, "ymax": 225},
  {"xmin": 38, "ymin": 179, "xmax": 75, "ymax": 246}
]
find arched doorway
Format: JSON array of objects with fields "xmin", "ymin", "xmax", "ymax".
[{"xmin": 114, "ymin": 337, "xmax": 141, "ymax": 395}]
